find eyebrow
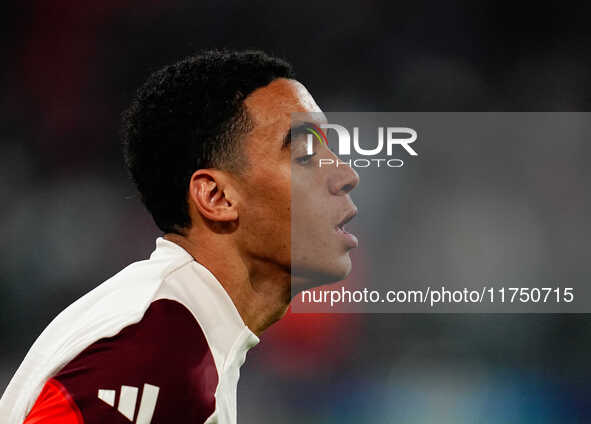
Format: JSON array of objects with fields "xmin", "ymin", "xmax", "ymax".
[{"xmin": 281, "ymin": 122, "xmax": 322, "ymax": 149}]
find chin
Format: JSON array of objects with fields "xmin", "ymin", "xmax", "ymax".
[
  {"xmin": 331, "ymin": 252, "xmax": 353, "ymax": 278},
  {"xmin": 291, "ymin": 255, "xmax": 353, "ymax": 293}
]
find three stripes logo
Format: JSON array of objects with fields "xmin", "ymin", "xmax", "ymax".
[{"xmin": 97, "ymin": 383, "xmax": 159, "ymax": 424}]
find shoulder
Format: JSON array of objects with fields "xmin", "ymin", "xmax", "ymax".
[{"xmin": 26, "ymin": 299, "xmax": 218, "ymax": 424}]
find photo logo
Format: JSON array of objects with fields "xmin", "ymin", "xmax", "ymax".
[
  {"xmin": 305, "ymin": 124, "xmax": 328, "ymax": 147},
  {"xmin": 305, "ymin": 123, "xmax": 418, "ymax": 168}
]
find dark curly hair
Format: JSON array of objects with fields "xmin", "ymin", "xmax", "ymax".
[{"xmin": 121, "ymin": 50, "xmax": 295, "ymax": 235}]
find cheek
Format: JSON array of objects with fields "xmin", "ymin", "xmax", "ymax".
[
  {"xmin": 291, "ymin": 167, "xmax": 328, "ymax": 231},
  {"xmin": 291, "ymin": 179, "xmax": 333, "ymax": 262},
  {"xmin": 240, "ymin": 168, "xmax": 292, "ymax": 254}
]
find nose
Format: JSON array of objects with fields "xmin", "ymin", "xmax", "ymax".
[{"xmin": 328, "ymin": 161, "xmax": 360, "ymax": 195}]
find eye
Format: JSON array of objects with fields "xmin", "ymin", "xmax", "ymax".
[{"xmin": 296, "ymin": 153, "xmax": 316, "ymax": 165}]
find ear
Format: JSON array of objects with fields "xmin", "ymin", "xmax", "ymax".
[{"xmin": 188, "ymin": 169, "xmax": 239, "ymax": 222}]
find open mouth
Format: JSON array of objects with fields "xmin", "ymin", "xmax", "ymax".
[
  {"xmin": 334, "ymin": 208, "xmax": 359, "ymax": 248},
  {"xmin": 335, "ymin": 210, "xmax": 357, "ymax": 234}
]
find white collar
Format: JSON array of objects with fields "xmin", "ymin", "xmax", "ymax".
[{"xmin": 151, "ymin": 237, "xmax": 260, "ymax": 368}]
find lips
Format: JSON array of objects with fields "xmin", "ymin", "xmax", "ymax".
[
  {"xmin": 335, "ymin": 207, "xmax": 359, "ymax": 248},
  {"xmin": 335, "ymin": 207, "xmax": 358, "ymax": 233}
]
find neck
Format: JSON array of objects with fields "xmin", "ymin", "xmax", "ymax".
[{"xmin": 163, "ymin": 231, "xmax": 291, "ymax": 337}]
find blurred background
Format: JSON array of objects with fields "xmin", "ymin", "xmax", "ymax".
[{"xmin": 2, "ymin": 1, "xmax": 591, "ymax": 422}]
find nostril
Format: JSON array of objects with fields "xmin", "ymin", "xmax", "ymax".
[{"xmin": 342, "ymin": 183, "xmax": 355, "ymax": 193}]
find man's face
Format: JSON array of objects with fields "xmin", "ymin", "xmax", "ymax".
[{"xmin": 235, "ymin": 78, "xmax": 359, "ymax": 291}]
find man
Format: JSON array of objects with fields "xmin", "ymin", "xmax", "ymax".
[{"xmin": 0, "ymin": 50, "xmax": 359, "ymax": 423}]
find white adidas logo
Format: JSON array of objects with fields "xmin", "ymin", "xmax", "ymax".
[{"xmin": 97, "ymin": 383, "xmax": 159, "ymax": 423}]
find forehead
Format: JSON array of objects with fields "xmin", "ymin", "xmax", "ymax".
[
  {"xmin": 242, "ymin": 79, "xmax": 325, "ymax": 152},
  {"xmin": 244, "ymin": 78, "xmax": 323, "ymax": 124}
]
